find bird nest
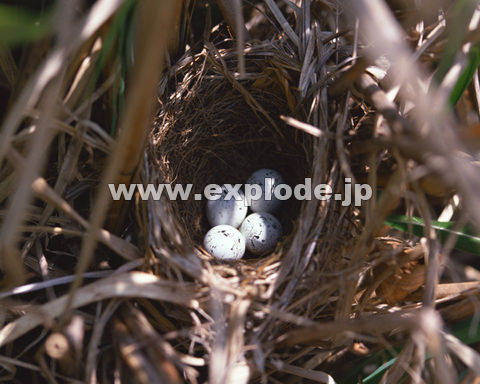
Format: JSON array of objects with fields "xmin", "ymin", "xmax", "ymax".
[
  {"xmin": 146, "ymin": 38, "xmax": 356, "ymax": 261},
  {"xmin": 141, "ymin": 36, "xmax": 361, "ymax": 380},
  {"xmin": 153, "ymin": 45, "xmax": 312, "ymax": 247}
]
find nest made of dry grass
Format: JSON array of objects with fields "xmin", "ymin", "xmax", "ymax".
[
  {"xmin": 139, "ymin": 22, "xmax": 364, "ymax": 379},
  {"xmin": 152, "ymin": 43, "xmax": 313, "ymax": 248}
]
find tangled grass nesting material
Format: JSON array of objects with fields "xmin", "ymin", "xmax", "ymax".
[
  {"xmin": 139, "ymin": 25, "xmax": 365, "ymax": 375},
  {"xmin": 3, "ymin": 0, "xmax": 480, "ymax": 382},
  {"xmin": 148, "ymin": 41, "xmax": 333, "ymax": 259}
]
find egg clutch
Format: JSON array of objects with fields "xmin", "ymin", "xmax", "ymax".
[{"xmin": 203, "ymin": 168, "xmax": 284, "ymax": 261}]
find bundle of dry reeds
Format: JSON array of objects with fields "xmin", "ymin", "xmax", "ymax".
[{"xmin": 0, "ymin": 0, "xmax": 480, "ymax": 383}]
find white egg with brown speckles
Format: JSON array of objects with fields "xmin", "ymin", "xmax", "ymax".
[
  {"xmin": 246, "ymin": 168, "xmax": 285, "ymax": 213},
  {"xmin": 239, "ymin": 212, "xmax": 282, "ymax": 255},
  {"xmin": 206, "ymin": 185, "xmax": 248, "ymax": 228},
  {"xmin": 203, "ymin": 225, "xmax": 246, "ymax": 261}
]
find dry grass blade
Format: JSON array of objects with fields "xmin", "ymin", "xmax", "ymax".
[
  {"xmin": 0, "ymin": 354, "xmax": 84, "ymax": 384},
  {"xmin": 114, "ymin": 304, "xmax": 183, "ymax": 384},
  {"xmin": 106, "ymin": 0, "xmax": 184, "ymax": 233},
  {"xmin": 280, "ymin": 115, "xmax": 324, "ymax": 137},
  {"xmin": 63, "ymin": 0, "xmax": 179, "ymax": 324},
  {"xmin": 0, "ymin": 0, "xmax": 126, "ymax": 289},
  {"xmin": 445, "ymin": 332, "xmax": 480, "ymax": 376},
  {"xmin": 225, "ymin": 299, "xmax": 250, "ymax": 384},
  {"xmin": 0, "ymin": 45, "xmax": 18, "ymax": 89},
  {"xmin": 31, "ymin": 178, "xmax": 141, "ymax": 261},
  {"xmin": 0, "ymin": 270, "xmax": 111, "ymax": 300},
  {"xmin": 274, "ymin": 309, "xmax": 418, "ymax": 349},
  {"xmin": 62, "ymin": 37, "xmax": 103, "ymax": 115},
  {"xmin": 216, "ymin": 0, "xmax": 249, "ymax": 77},
  {"xmin": 85, "ymin": 300, "xmax": 121, "ymax": 383},
  {"xmin": 269, "ymin": 360, "xmax": 336, "ymax": 383},
  {"xmin": 264, "ymin": 0, "xmax": 300, "ymax": 47},
  {"xmin": 348, "ymin": 0, "xmax": 480, "ymax": 229},
  {"xmin": 0, "ymin": 271, "xmax": 199, "ymax": 348},
  {"xmin": 0, "ymin": 0, "xmax": 124, "ymax": 164},
  {"xmin": 6, "ymin": 148, "xmax": 141, "ymax": 261}
]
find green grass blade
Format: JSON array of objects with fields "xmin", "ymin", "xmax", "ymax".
[
  {"xmin": 385, "ymin": 215, "xmax": 480, "ymax": 255},
  {"xmin": 360, "ymin": 357, "xmax": 397, "ymax": 384},
  {"xmin": 338, "ymin": 349, "xmax": 398, "ymax": 384},
  {"xmin": 433, "ymin": 0, "xmax": 477, "ymax": 85},
  {"xmin": 87, "ymin": 0, "xmax": 136, "ymax": 135},
  {"xmin": 111, "ymin": 0, "xmax": 135, "ymax": 135},
  {"xmin": 448, "ymin": 43, "xmax": 480, "ymax": 107}
]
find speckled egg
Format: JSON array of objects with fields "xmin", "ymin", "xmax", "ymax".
[
  {"xmin": 239, "ymin": 212, "xmax": 282, "ymax": 255},
  {"xmin": 206, "ymin": 185, "xmax": 248, "ymax": 228},
  {"xmin": 203, "ymin": 225, "xmax": 246, "ymax": 261},
  {"xmin": 246, "ymin": 168, "xmax": 285, "ymax": 213}
]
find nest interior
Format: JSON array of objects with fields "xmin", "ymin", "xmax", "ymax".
[{"xmin": 152, "ymin": 46, "xmax": 313, "ymax": 252}]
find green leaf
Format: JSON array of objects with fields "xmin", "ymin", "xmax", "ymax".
[
  {"xmin": 0, "ymin": 5, "xmax": 51, "ymax": 46},
  {"xmin": 448, "ymin": 43, "xmax": 480, "ymax": 107},
  {"xmin": 89, "ymin": 0, "xmax": 136, "ymax": 135},
  {"xmin": 429, "ymin": 0, "xmax": 480, "ymax": 107},
  {"xmin": 360, "ymin": 357, "xmax": 397, "ymax": 384},
  {"xmin": 385, "ymin": 215, "xmax": 480, "ymax": 255},
  {"xmin": 433, "ymin": 0, "xmax": 477, "ymax": 85},
  {"xmin": 338, "ymin": 348, "xmax": 399, "ymax": 384}
]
